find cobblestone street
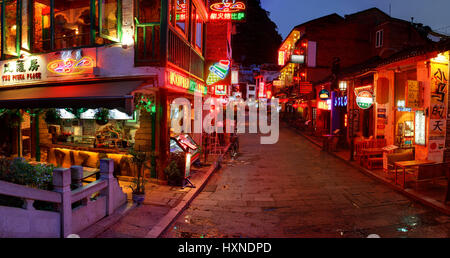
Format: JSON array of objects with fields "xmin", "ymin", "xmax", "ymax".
[{"xmin": 162, "ymin": 125, "xmax": 450, "ymax": 238}]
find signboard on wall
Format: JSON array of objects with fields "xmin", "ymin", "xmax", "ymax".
[
  {"xmin": 1, "ymin": 57, "xmax": 45, "ymax": 86},
  {"xmin": 167, "ymin": 69, "xmax": 208, "ymax": 95},
  {"xmin": 206, "ymin": 60, "xmax": 231, "ymax": 87},
  {"xmin": 428, "ymin": 62, "xmax": 448, "ymax": 162},
  {"xmin": 356, "ymin": 91, "xmax": 374, "ymax": 109},
  {"xmin": 415, "ymin": 110, "xmax": 426, "ymax": 146},
  {"xmin": 405, "ymin": 80, "xmax": 421, "ymax": 108},
  {"xmin": 208, "ymin": 0, "xmax": 247, "ymax": 22}
]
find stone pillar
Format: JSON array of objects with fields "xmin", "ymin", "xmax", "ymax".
[
  {"xmin": 53, "ymin": 168, "xmax": 72, "ymax": 238},
  {"xmin": 100, "ymin": 159, "xmax": 114, "ymax": 216},
  {"xmin": 70, "ymin": 166, "xmax": 83, "ymax": 189}
]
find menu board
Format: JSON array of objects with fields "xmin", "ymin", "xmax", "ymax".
[{"xmin": 415, "ymin": 111, "xmax": 426, "ymax": 146}]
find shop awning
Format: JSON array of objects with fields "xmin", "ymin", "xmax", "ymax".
[{"xmin": 0, "ymin": 80, "xmax": 145, "ymax": 112}]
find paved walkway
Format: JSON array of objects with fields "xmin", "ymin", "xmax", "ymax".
[
  {"xmin": 162, "ymin": 124, "xmax": 450, "ymax": 238},
  {"xmin": 96, "ymin": 160, "xmax": 216, "ymax": 238}
]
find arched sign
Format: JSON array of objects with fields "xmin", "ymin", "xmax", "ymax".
[
  {"xmin": 356, "ymin": 91, "xmax": 374, "ymax": 109},
  {"xmin": 319, "ymin": 89, "xmax": 330, "ymax": 100}
]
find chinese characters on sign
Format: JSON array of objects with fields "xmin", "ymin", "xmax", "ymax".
[
  {"xmin": 208, "ymin": 0, "xmax": 247, "ymax": 22},
  {"xmin": 405, "ymin": 80, "xmax": 421, "ymax": 108},
  {"xmin": 1, "ymin": 58, "xmax": 43, "ymax": 84},
  {"xmin": 415, "ymin": 110, "xmax": 426, "ymax": 146},
  {"xmin": 428, "ymin": 63, "xmax": 448, "ymax": 162}
]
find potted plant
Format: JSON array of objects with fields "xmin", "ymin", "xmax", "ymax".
[
  {"xmin": 164, "ymin": 152, "xmax": 185, "ymax": 186},
  {"xmin": 127, "ymin": 148, "xmax": 155, "ymax": 204},
  {"xmin": 94, "ymin": 108, "xmax": 110, "ymax": 125}
]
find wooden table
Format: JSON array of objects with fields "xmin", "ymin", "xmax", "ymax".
[
  {"xmin": 360, "ymin": 148, "xmax": 384, "ymax": 167},
  {"xmin": 82, "ymin": 167, "xmax": 100, "ymax": 181},
  {"xmin": 394, "ymin": 160, "xmax": 436, "ymax": 188}
]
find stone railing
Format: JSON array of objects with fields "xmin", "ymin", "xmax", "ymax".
[{"xmin": 0, "ymin": 159, "xmax": 127, "ymax": 238}]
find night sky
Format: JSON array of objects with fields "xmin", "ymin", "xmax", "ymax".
[{"xmin": 261, "ymin": 0, "xmax": 450, "ymax": 39}]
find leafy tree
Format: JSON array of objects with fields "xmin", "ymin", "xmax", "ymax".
[{"xmin": 232, "ymin": 0, "xmax": 282, "ymax": 65}]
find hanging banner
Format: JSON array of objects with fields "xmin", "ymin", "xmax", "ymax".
[{"xmin": 428, "ymin": 62, "xmax": 448, "ymax": 162}]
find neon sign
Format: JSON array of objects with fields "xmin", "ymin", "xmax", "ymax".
[
  {"xmin": 212, "ymin": 85, "xmax": 227, "ymax": 95},
  {"xmin": 278, "ymin": 51, "xmax": 285, "ymax": 66},
  {"xmin": 318, "ymin": 99, "xmax": 331, "ymax": 110},
  {"xmin": 176, "ymin": 0, "xmax": 187, "ymax": 21},
  {"xmin": 167, "ymin": 69, "xmax": 207, "ymax": 95},
  {"xmin": 334, "ymin": 96, "xmax": 348, "ymax": 107},
  {"xmin": 206, "ymin": 60, "xmax": 230, "ymax": 85},
  {"xmin": 319, "ymin": 89, "xmax": 330, "ymax": 100},
  {"xmin": 47, "ymin": 50, "xmax": 94, "ymax": 75},
  {"xmin": 209, "ymin": 0, "xmax": 246, "ymax": 22},
  {"xmin": 356, "ymin": 91, "xmax": 374, "ymax": 109}
]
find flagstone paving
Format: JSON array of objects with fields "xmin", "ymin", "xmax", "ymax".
[{"xmin": 162, "ymin": 124, "xmax": 450, "ymax": 238}]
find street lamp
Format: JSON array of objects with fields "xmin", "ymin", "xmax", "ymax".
[{"xmin": 339, "ymin": 81, "xmax": 347, "ymax": 92}]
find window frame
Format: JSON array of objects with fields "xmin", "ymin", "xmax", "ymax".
[
  {"xmin": 29, "ymin": 0, "xmax": 122, "ymax": 54},
  {"xmin": 1, "ymin": 0, "xmax": 22, "ymax": 59},
  {"xmin": 98, "ymin": 0, "xmax": 122, "ymax": 42},
  {"xmin": 375, "ymin": 29, "xmax": 383, "ymax": 48}
]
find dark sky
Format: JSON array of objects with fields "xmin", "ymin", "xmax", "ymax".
[{"xmin": 261, "ymin": 0, "xmax": 450, "ymax": 39}]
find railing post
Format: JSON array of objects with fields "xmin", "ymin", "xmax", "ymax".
[
  {"xmin": 53, "ymin": 168, "xmax": 72, "ymax": 238},
  {"xmin": 70, "ymin": 166, "xmax": 83, "ymax": 189},
  {"xmin": 100, "ymin": 159, "xmax": 114, "ymax": 216}
]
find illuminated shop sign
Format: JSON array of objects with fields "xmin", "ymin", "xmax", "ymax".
[
  {"xmin": 167, "ymin": 69, "xmax": 207, "ymax": 95},
  {"xmin": 209, "ymin": 0, "xmax": 246, "ymax": 22},
  {"xmin": 356, "ymin": 91, "xmax": 374, "ymax": 109},
  {"xmin": 319, "ymin": 89, "xmax": 330, "ymax": 100},
  {"xmin": 1, "ymin": 57, "xmax": 44, "ymax": 84},
  {"xmin": 212, "ymin": 85, "xmax": 227, "ymax": 95},
  {"xmin": 258, "ymin": 82, "xmax": 266, "ymax": 98},
  {"xmin": 318, "ymin": 99, "xmax": 331, "ymax": 110},
  {"xmin": 176, "ymin": 0, "xmax": 187, "ymax": 21},
  {"xmin": 334, "ymin": 96, "xmax": 347, "ymax": 107},
  {"xmin": 278, "ymin": 51, "xmax": 286, "ymax": 66},
  {"xmin": 290, "ymin": 55, "xmax": 305, "ymax": 64},
  {"xmin": 47, "ymin": 50, "xmax": 94, "ymax": 75},
  {"xmin": 206, "ymin": 60, "xmax": 231, "ymax": 86}
]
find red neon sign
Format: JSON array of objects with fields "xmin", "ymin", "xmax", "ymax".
[{"xmin": 210, "ymin": 0, "xmax": 246, "ymax": 13}]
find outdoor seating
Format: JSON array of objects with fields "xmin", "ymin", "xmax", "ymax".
[
  {"xmin": 410, "ymin": 163, "xmax": 447, "ymax": 189},
  {"xmin": 385, "ymin": 151, "xmax": 414, "ymax": 173}
]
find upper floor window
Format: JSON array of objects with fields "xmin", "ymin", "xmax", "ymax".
[
  {"xmin": 32, "ymin": 0, "xmax": 122, "ymax": 53},
  {"xmin": 375, "ymin": 29, "xmax": 383, "ymax": 48},
  {"xmin": 1, "ymin": 0, "xmax": 21, "ymax": 58},
  {"xmin": 170, "ymin": 0, "xmax": 189, "ymax": 37}
]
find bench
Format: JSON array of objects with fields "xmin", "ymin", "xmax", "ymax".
[
  {"xmin": 411, "ymin": 162, "xmax": 449, "ymax": 189},
  {"xmin": 385, "ymin": 151, "xmax": 414, "ymax": 173},
  {"xmin": 367, "ymin": 157, "xmax": 383, "ymax": 169}
]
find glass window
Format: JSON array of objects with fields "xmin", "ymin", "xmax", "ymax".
[
  {"xmin": 53, "ymin": 0, "xmax": 91, "ymax": 50},
  {"xmin": 4, "ymin": 0, "xmax": 18, "ymax": 56},
  {"xmin": 175, "ymin": 0, "xmax": 188, "ymax": 34},
  {"xmin": 195, "ymin": 12, "xmax": 203, "ymax": 49},
  {"xmin": 33, "ymin": 0, "xmax": 51, "ymax": 52},
  {"xmin": 169, "ymin": 0, "xmax": 177, "ymax": 27},
  {"xmin": 99, "ymin": 0, "xmax": 119, "ymax": 40}
]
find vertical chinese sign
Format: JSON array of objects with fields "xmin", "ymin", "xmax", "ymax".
[{"xmin": 428, "ymin": 62, "xmax": 448, "ymax": 162}]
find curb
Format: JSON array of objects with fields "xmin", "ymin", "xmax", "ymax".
[
  {"xmin": 145, "ymin": 143, "xmax": 232, "ymax": 238},
  {"xmin": 290, "ymin": 125, "xmax": 450, "ymax": 216}
]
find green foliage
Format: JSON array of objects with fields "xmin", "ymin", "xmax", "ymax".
[
  {"xmin": 65, "ymin": 108, "xmax": 88, "ymax": 119},
  {"xmin": 45, "ymin": 109, "xmax": 61, "ymax": 125},
  {"xmin": 0, "ymin": 109, "xmax": 22, "ymax": 128},
  {"xmin": 0, "ymin": 158, "xmax": 54, "ymax": 190},
  {"xmin": 94, "ymin": 108, "xmax": 110, "ymax": 125},
  {"xmin": 127, "ymin": 148, "xmax": 156, "ymax": 194},
  {"xmin": 164, "ymin": 153, "xmax": 185, "ymax": 185}
]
